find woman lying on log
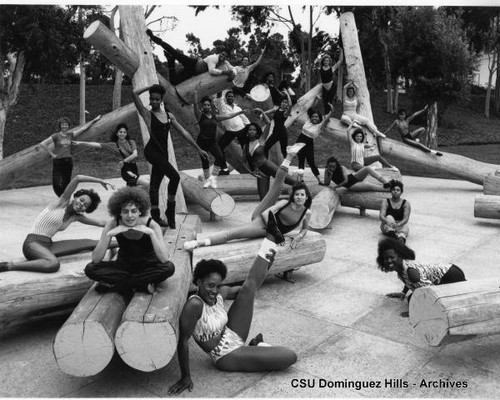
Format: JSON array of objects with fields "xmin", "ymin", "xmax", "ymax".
[
  {"xmin": 0, "ymin": 175, "xmax": 113, "ymax": 273},
  {"xmin": 376, "ymin": 238, "xmax": 466, "ymax": 317},
  {"xmin": 85, "ymin": 186, "xmax": 175, "ymax": 296},
  {"xmin": 132, "ymin": 83, "xmax": 208, "ymax": 228},
  {"xmin": 323, "ymin": 156, "xmax": 392, "ymax": 191},
  {"xmin": 184, "ymin": 143, "xmax": 310, "ymax": 251},
  {"xmin": 340, "ymin": 81, "xmax": 386, "ymax": 138},
  {"xmin": 169, "ymin": 231, "xmax": 297, "ymax": 394}
]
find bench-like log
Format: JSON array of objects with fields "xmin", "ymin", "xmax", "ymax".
[
  {"xmin": 483, "ymin": 171, "xmax": 500, "ymax": 195},
  {"xmin": 114, "ymin": 214, "xmax": 201, "ymax": 372},
  {"xmin": 180, "ymin": 172, "xmax": 235, "ymax": 217},
  {"xmin": 53, "ymin": 285, "xmax": 126, "ymax": 377},
  {"xmin": 409, "ymin": 280, "xmax": 500, "ymax": 346},
  {"xmin": 192, "ymin": 231, "xmax": 325, "ymax": 284},
  {"xmin": 309, "ymin": 187, "xmax": 341, "ymax": 230},
  {"xmin": 474, "ymin": 194, "xmax": 500, "ymax": 219},
  {"xmin": 340, "ymin": 190, "xmax": 389, "ymax": 212}
]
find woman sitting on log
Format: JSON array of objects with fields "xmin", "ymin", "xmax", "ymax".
[
  {"xmin": 376, "ymin": 238, "xmax": 466, "ymax": 316},
  {"xmin": 132, "ymin": 83, "xmax": 208, "ymax": 229},
  {"xmin": 347, "ymin": 122, "xmax": 395, "ymax": 171},
  {"xmin": 319, "ymin": 48, "xmax": 343, "ymax": 114},
  {"xmin": 85, "ymin": 186, "xmax": 175, "ymax": 295},
  {"xmin": 340, "ymin": 81, "xmax": 386, "ymax": 138},
  {"xmin": 0, "ymin": 175, "xmax": 113, "ymax": 273},
  {"xmin": 379, "ymin": 180, "xmax": 411, "ymax": 244},
  {"xmin": 323, "ymin": 156, "xmax": 392, "ymax": 191},
  {"xmin": 184, "ymin": 143, "xmax": 310, "ymax": 251},
  {"xmin": 169, "ymin": 232, "xmax": 297, "ymax": 394}
]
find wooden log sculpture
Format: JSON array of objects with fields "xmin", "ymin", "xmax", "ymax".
[
  {"xmin": 114, "ymin": 214, "xmax": 201, "ymax": 372},
  {"xmin": 474, "ymin": 194, "xmax": 500, "ymax": 219},
  {"xmin": 180, "ymin": 171, "xmax": 235, "ymax": 217},
  {"xmin": 309, "ymin": 187, "xmax": 341, "ymax": 230},
  {"xmin": 409, "ymin": 280, "xmax": 500, "ymax": 346},
  {"xmin": 192, "ymin": 231, "xmax": 325, "ymax": 285},
  {"xmin": 53, "ymin": 285, "xmax": 127, "ymax": 377},
  {"xmin": 483, "ymin": 171, "xmax": 500, "ymax": 195}
]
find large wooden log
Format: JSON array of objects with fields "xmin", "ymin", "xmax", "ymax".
[
  {"xmin": 114, "ymin": 214, "xmax": 201, "ymax": 372},
  {"xmin": 309, "ymin": 187, "xmax": 341, "ymax": 230},
  {"xmin": 180, "ymin": 172, "xmax": 235, "ymax": 217},
  {"xmin": 483, "ymin": 171, "xmax": 500, "ymax": 195},
  {"xmin": 192, "ymin": 231, "xmax": 325, "ymax": 284},
  {"xmin": 0, "ymin": 104, "xmax": 136, "ymax": 189},
  {"xmin": 474, "ymin": 194, "xmax": 500, "ymax": 219},
  {"xmin": 409, "ymin": 280, "xmax": 500, "ymax": 346},
  {"xmin": 53, "ymin": 285, "xmax": 127, "ymax": 377},
  {"xmin": 340, "ymin": 190, "xmax": 388, "ymax": 211}
]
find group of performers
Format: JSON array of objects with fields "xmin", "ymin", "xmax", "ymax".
[{"xmin": 0, "ymin": 31, "xmax": 465, "ymax": 394}]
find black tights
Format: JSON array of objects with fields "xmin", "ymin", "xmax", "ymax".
[
  {"xmin": 145, "ymin": 148, "xmax": 180, "ymax": 207},
  {"xmin": 296, "ymin": 134, "xmax": 320, "ymax": 177},
  {"xmin": 197, "ymin": 136, "xmax": 224, "ymax": 170},
  {"xmin": 52, "ymin": 157, "xmax": 73, "ymax": 197}
]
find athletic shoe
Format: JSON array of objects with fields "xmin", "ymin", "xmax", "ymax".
[
  {"xmin": 184, "ymin": 240, "xmax": 199, "ymax": 251},
  {"xmin": 203, "ymin": 176, "xmax": 214, "ymax": 188},
  {"xmin": 267, "ymin": 211, "xmax": 285, "ymax": 245},
  {"xmin": 286, "ymin": 142, "xmax": 306, "ymax": 156},
  {"xmin": 218, "ymin": 169, "xmax": 231, "ymax": 175}
]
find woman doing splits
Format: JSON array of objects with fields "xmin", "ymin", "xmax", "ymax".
[
  {"xmin": 85, "ymin": 187, "xmax": 175, "ymax": 295},
  {"xmin": 376, "ymin": 238, "xmax": 466, "ymax": 316},
  {"xmin": 132, "ymin": 83, "xmax": 208, "ymax": 229},
  {"xmin": 319, "ymin": 48, "xmax": 343, "ymax": 114},
  {"xmin": 0, "ymin": 175, "xmax": 113, "ymax": 273},
  {"xmin": 184, "ymin": 143, "xmax": 310, "ymax": 251},
  {"xmin": 379, "ymin": 180, "xmax": 411, "ymax": 244},
  {"xmin": 323, "ymin": 156, "xmax": 392, "ymax": 190},
  {"xmin": 341, "ymin": 81, "xmax": 386, "ymax": 138},
  {"xmin": 168, "ymin": 233, "xmax": 297, "ymax": 394}
]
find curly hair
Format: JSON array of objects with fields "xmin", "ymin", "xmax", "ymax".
[
  {"xmin": 351, "ymin": 128, "xmax": 365, "ymax": 142},
  {"xmin": 74, "ymin": 189, "xmax": 101, "ymax": 213},
  {"xmin": 307, "ymin": 108, "xmax": 323, "ymax": 122},
  {"xmin": 390, "ymin": 179, "xmax": 404, "ymax": 193},
  {"xmin": 192, "ymin": 259, "xmax": 227, "ymax": 284},
  {"xmin": 289, "ymin": 181, "xmax": 312, "ymax": 209},
  {"xmin": 320, "ymin": 54, "xmax": 332, "ymax": 67},
  {"xmin": 57, "ymin": 117, "xmax": 71, "ymax": 130},
  {"xmin": 107, "ymin": 186, "xmax": 151, "ymax": 217},
  {"xmin": 200, "ymin": 96, "xmax": 212, "ymax": 105},
  {"xmin": 111, "ymin": 123, "xmax": 130, "ymax": 142},
  {"xmin": 149, "ymin": 84, "xmax": 166, "ymax": 97},
  {"xmin": 245, "ymin": 122, "xmax": 263, "ymax": 140},
  {"xmin": 376, "ymin": 238, "xmax": 415, "ymax": 272}
]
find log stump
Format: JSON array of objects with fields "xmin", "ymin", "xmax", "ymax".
[
  {"xmin": 474, "ymin": 194, "xmax": 500, "ymax": 219},
  {"xmin": 483, "ymin": 171, "xmax": 500, "ymax": 195}
]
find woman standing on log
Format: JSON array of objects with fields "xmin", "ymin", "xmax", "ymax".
[
  {"xmin": 323, "ymin": 156, "xmax": 392, "ymax": 190},
  {"xmin": 0, "ymin": 175, "xmax": 113, "ymax": 273},
  {"xmin": 184, "ymin": 143, "xmax": 310, "ymax": 251},
  {"xmin": 379, "ymin": 180, "xmax": 411, "ymax": 244},
  {"xmin": 85, "ymin": 186, "xmax": 175, "ymax": 295},
  {"xmin": 169, "ymin": 231, "xmax": 297, "ymax": 394},
  {"xmin": 340, "ymin": 81, "xmax": 386, "ymax": 138},
  {"xmin": 132, "ymin": 83, "xmax": 208, "ymax": 229},
  {"xmin": 39, "ymin": 115, "xmax": 101, "ymax": 197},
  {"xmin": 319, "ymin": 48, "xmax": 343, "ymax": 114},
  {"xmin": 376, "ymin": 238, "xmax": 466, "ymax": 315},
  {"xmin": 262, "ymin": 91, "xmax": 292, "ymax": 158}
]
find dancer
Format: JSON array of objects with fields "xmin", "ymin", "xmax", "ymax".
[
  {"xmin": 193, "ymin": 90, "xmax": 249, "ymax": 189},
  {"xmin": 39, "ymin": 115, "xmax": 101, "ymax": 196},
  {"xmin": 296, "ymin": 105, "xmax": 334, "ymax": 185},
  {"xmin": 319, "ymin": 48, "xmax": 343, "ymax": 113},
  {"xmin": 263, "ymin": 72, "xmax": 287, "ymax": 106},
  {"xmin": 169, "ymin": 233, "xmax": 297, "ymax": 394},
  {"xmin": 232, "ymin": 46, "xmax": 266, "ymax": 97},
  {"xmin": 323, "ymin": 156, "xmax": 392, "ymax": 190},
  {"xmin": 74, "ymin": 123, "xmax": 142, "ymax": 187},
  {"xmin": 184, "ymin": 143, "xmax": 310, "ymax": 251},
  {"xmin": 379, "ymin": 180, "xmax": 411, "ymax": 244},
  {"xmin": 340, "ymin": 81, "xmax": 386, "ymax": 138},
  {"xmin": 263, "ymin": 91, "xmax": 292, "ymax": 158},
  {"xmin": 132, "ymin": 83, "xmax": 208, "ymax": 229},
  {"xmin": 376, "ymin": 238, "xmax": 466, "ymax": 316},
  {"xmin": 0, "ymin": 175, "xmax": 113, "ymax": 273},
  {"xmin": 146, "ymin": 29, "xmax": 235, "ymax": 85},
  {"xmin": 347, "ymin": 122, "xmax": 395, "ymax": 171},
  {"xmin": 384, "ymin": 106, "xmax": 443, "ymax": 156},
  {"xmin": 85, "ymin": 186, "xmax": 175, "ymax": 295}
]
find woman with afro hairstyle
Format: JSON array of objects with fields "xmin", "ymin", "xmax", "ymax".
[
  {"xmin": 132, "ymin": 83, "xmax": 209, "ymax": 229},
  {"xmin": 0, "ymin": 175, "xmax": 113, "ymax": 273},
  {"xmin": 170, "ymin": 231, "xmax": 297, "ymax": 394},
  {"xmin": 85, "ymin": 186, "xmax": 175, "ymax": 295}
]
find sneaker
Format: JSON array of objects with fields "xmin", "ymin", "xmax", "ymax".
[
  {"xmin": 267, "ymin": 211, "xmax": 285, "ymax": 245},
  {"xmin": 203, "ymin": 176, "xmax": 214, "ymax": 188},
  {"xmin": 286, "ymin": 142, "xmax": 306, "ymax": 156},
  {"xmin": 211, "ymin": 175, "xmax": 218, "ymax": 189},
  {"xmin": 218, "ymin": 169, "xmax": 231, "ymax": 176},
  {"xmin": 184, "ymin": 240, "xmax": 199, "ymax": 251}
]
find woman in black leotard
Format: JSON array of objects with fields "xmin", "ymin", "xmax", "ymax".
[
  {"xmin": 132, "ymin": 84, "xmax": 208, "ymax": 228},
  {"xmin": 379, "ymin": 180, "xmax": 411, "ymax": 244},
  {"xmin": 85, "ymin": 186, "xmax": 175, "ymax": 295},
  {"xmin": 319, "ymin": 49, "xmax": 343, "ymax": 113},
  {"xmin": 263, "ymin": 91, "xmax": 292, "ymax": 158}
]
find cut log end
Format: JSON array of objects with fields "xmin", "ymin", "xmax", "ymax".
[
  {"xmin": 83, "ymin": 20, "xmax": 101, "ymax": 39},
  {"xmin": 210, "ymin": 193, "xmax": 236, "ymax": 217}
]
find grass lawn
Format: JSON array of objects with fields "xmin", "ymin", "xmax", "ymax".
[{"xmin": 3, "ymin": 83, "xmax": 500, "ymax": 189}]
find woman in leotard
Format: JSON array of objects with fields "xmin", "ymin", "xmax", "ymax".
[
  {"xmin": 193, "ymin": 90, "xmax": 249, "ymax": 189},
  {"xmin": 183, "ymin": 143, "xmax": 310, "ymax": 251},
  {"xmin": 169, "ymin": 232, "xmax": 297, "ymax": 395},
  {"xmin": 295, "ymin": 105, "xmax": 334, "ymax": 185},
  {"xmin": 132, "ymin": 83, "xmax": 208, "ymax": 229},
  {"xmin": 347, "ymin": 122, "xmax": 395, "ymax": 171},
  {"xmin": 319, "ymin": 48, "xmax": 343, "ymax": 114},
  {"xmin": 85, "ymin": 186, "xmax": 175, "ymax": 295},
  {"xmin": 379, "ymin": 180, "xmax": 411, "ymax": 244},
  {"xmin": 323, "ymin": 156, "xmax": 392, "ymax": 191},
  {"xmin": 341, "ymin": 81, "xmax": 386, "ymax": 138},
  {"xmin": 376, "ymin": 238, "xmax": 466, "ymax": 316},
  {"xmin": 0, "ymin": 175, "xmax": 113, "ymax": 273},
  {"xmin": 39, "ymin": 115, "xmax": 102, "ymax": 196},
  {"xmin": 262, "ymin": 91, "xmax": 292, "ymax": 158}
]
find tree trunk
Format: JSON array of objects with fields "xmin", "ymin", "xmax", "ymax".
[
  {"xmin": 393, "ymin": 84, "xmax": 399, "ymax": 113},
  {"xmin": 425, "ymin": 101, "xmax": 438, "ymax": 149},
  {"xmin": 485, "ymin": 49, "xmax": 497, "ymax": 119},
  {"xmin": 111, "ymin": 7, "xmax": 123, "ymax": 110},
  {"xmin": 79, "ymin": 58, "xmax": 86, "ymax": 125},
  {"xmin": 0, "ymin": 108, "xmax": 6, "ymax": 160},
  {"xmin": 495, "ymin": 41, "xmax": 500, "ymax": 114}
]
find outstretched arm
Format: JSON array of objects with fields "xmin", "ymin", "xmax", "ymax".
[
  {"xmin": 248, "ymin": 45, "xmax": 266, "ymax": 72},
  {"xmin": 58, "ymin": 174, "xmax": 114, "ymax": 206},
  {"xmin": 383, "ymin": 120, "xmax": 397, "ymax": 136},
  {"xmin": 132, "ymin": 85, "xmax": 153, "ymax": 127},
  {"xmin": 73, "ymin": 115, "xmax": 101, "ymax": 138},
  {"xmin": 170, "ymin": 114, "xmax": 208, "ymax": 159},
  {"xmin": 332, "ymin": 48, "xmax": 344, "ymax": 72},
  {"xmin": 407, "ymin": 105, "xmax": 428, "ymax": 123},
  {"xmin": 254, "ymin": 108, "xmax": 271, "ymax": 125},
  {"xmin": 192, "ymin": 88, "xmax": 202, "ymax": 121},
  {"xmin": 320, "ymin": 103, "xmax": 334, "ymax": 130}
]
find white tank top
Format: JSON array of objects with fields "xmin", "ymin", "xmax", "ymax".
[
  {"xmin": 351, "ymin": 142, "xmax": 365, "ymax": 165},
  {"xmin": 30, "ymin": 206, "xmax": 73, "ymax": 238},
  {"xmin": 343, "ymin": 97, "xmax": 358, "ymax": 115},
  {"xmin": 190, "ymin": 293, "xmax": 228, "ymax": 343}
]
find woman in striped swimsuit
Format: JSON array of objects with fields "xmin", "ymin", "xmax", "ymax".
[{"xmin": 0, "ymin": 175, "xmax": 113, "ymax": 273}]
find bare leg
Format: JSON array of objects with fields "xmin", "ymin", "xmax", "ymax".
[
  {"xmin": 352, "ymin": 166, "xmax": 389, "ymax": 186},
  {"xmin": 364, "ymin": 155, "xmax": 393, "ymax": 169},
  {"xmin": 408, "ymin": 127, "xmax": 426, "ymax": 140},
  {"xmin": 9, "ymin": 242, "xmax": 60, "ymax": 272},
  {"xmin": 402, "ymin": 137, "xmax": 442, "ymax": 155}
]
